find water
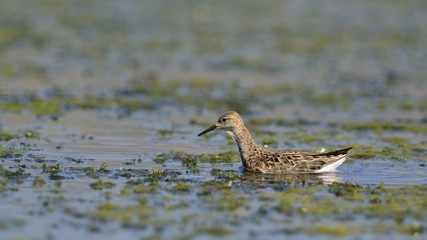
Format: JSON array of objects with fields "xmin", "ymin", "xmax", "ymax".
[{"xmin": 1, "ymin": 0, "xmax": 427, "ymax": 239}]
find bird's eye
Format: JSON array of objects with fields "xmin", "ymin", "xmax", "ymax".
[{"xmin": 220, "ymin": 117, "xmax": 228, "ymax": 123}]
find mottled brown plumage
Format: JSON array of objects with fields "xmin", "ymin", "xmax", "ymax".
[{"xmin": 198, "ymin": 111, "xmax": 352, "ymax": 174}]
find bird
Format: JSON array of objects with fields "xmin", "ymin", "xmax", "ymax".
[{"xmin": 197, "ymin": 111, "xmax": 352, "ymax": 174}]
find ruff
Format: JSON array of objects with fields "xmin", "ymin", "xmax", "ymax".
[{"xmin": 198, "ymin": 111, "xmax": 352, "ymax": 174}]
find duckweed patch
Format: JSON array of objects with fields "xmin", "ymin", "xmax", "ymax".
[
  {"xmin": 173, "ymin": 180, "xmax": 192, "ymax": 192},
  {"xmin": 156, "ymin": 151, "xmax": 239, "ymax": 169},
  {"xmin": 175, "ymin": 152, "xmax": 198, "ymax": 171},
  {"xmin": 91, "ymin": 203, "xmax": 155, "ymax": 227},
  {"xmin": 199, "ymin": 151, "xmax": 239, "ymax": 164},
  {"xmin": 0, "ymin": 166, "xmax": 29, "ymax": 180},
  {"xmin": 158, "ymin": 129, "xmax": 174, "ymax": 136},
  {"xmin": 131, "ymin": 182, "xmax": 159, "ymax": 194},
  {"xmin": 2, "ymin": 154, "xmax": 425, "ymax": 239},
  {"xmin": 24, "ymin": 129, "xmax": 40, "ymax": 138},
  {"xmin": 210, "ymin": 168, "xmax": 241, "ymax": 181},
  {"xmin": 32, "ymin": 177, "xmax": 46, "ymax": 187},
  {"xmin": 196, "ymin": 226, "xmax": 234, "ymax": 236},
  {"xmin": 206, "ymin": 190, "xmax": 247, "ymax": 211},
  {"xmin": 197, "ymin": 181, "xmax": 232, "ymax": 196},
  {"xmin": 258, "ymin": 135, "xmax": 278, "ymax": 146},
  {"xmin": 2, "ymin": 74, "xmax": 425, "ymax": 119},
  {"xmin": 348, "ymin": 141, "xmax": 426, "ymax": 161},
  {"xmin": 0, "ymin": 146, "xmax": 19, "ymax": 158},
  {"xmin": 83, "ymin": 167, "xmax": 100, "ymax": 178},
  {"xmin": 342, "ymin": 121, "xmax": 427, "ymax": 134},
  {"xmin": 30, "ymin": 100, "xmax": 62, "ymax": 118},
  {"xmin": 89, "ymin": 180, "xmax": 116, "ymax": 190},
  {"xmin": 0, "ymin": 130, "xmax": 14, "ymax": 141},
  {"xmin": 306, "ymin": 225, "xmax": 358, "ymax": 236}
]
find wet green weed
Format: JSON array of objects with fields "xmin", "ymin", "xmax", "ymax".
[
  {"xmin": 24, "ymin": 129, "xmax": 40, "ymax": 139},
  {"xmin": 172, "ymin": 180, "xmax": 192, "ymax": 193},
  {"xmin": 342, "ymin": 121, "xmax": 427, "ymax": 134},
  {"xmin": 32, "ymin": 177, "xmax": 46, "ymax": 187},
  {"xmin": 210, "ymin": 168, "xmax": 241, "ymax": 181},
  {"xmin": 199, "ymin": 151, "xmax": 239, "ymax": 164},
  {"xmin": 89, "ymin": 180, "xmax": 116, "ymax": 190},
  {"xmin": 196, "ymin": 226, "xmax": 233, "ymax": 236},
  {"xmin": 0, "ymin": 130, "xmax": 14, "ymax": 141},
  {"xmin": 305, "ymin": 225, "xmax": 358, "ymax": 236},
  {"xmin": 91, "ymin": 202, "xmax": 155, "ymax": 227},
  {"xmin": 0, "ymin": 166, "xmax": 29, "ymax": 180},
  {"xmin": 155, "ymin": 151, "xmax": 239, "ymax": 170},
  {"xmin": 0, "ymin": 146, "xmax": 19, "ymax": 158}
]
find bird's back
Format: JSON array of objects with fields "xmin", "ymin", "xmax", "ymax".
[{"xmin": 245, "ymin": 147, "xmax": 352, "ymax": 174}]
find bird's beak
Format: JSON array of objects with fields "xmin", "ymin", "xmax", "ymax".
[{"xmin": 197, "ymin": 124, "xmax": 218, "ymax": 137}]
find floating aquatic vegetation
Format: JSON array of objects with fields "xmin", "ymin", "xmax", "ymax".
[
  {"xmin": 0, "ymin": 130, "xmax": 14, "ymax": 141},
  {"xmin": 89, "ymin": 180, "xmax": 116, "ymax": 190}
]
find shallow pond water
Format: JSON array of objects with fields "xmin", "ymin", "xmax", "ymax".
[
  {"xmin": 1, "ymin": 0, "xmax": 427, "ymax": 239},
  {"xmin": 1, "ymin": 109, "xmax": 426, "ymax": 239}
]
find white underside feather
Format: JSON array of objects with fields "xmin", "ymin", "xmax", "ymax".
[{"xmin": 315, "ymin": 157, "xmax": 346, "ymax": 173}]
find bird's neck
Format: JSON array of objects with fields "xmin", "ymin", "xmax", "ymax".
[{"xmin": 228, "ymin": 125, "xmax": 261, "ymax": 165}]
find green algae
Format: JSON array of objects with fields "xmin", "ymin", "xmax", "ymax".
[
  {"xmin": 120, "ymin": 181, "xmax": 159, "ymax": 196},
  {"xmin": 348, "ymin": 140, "xmax": 427, "ymax": 161},
  {"xmin": 258, "ymin": 135, "xmax": 278, "ymax": 146},
  {"xmin": 0, "ymin": 179, "xmax": 7, "ymax": 192},
  {"xmin": 253, "ymin": 182, "xmax": 427, "ymax": 237},
  {"xmin": 148, "ymin": 169, "xmax": 169, "ymax": 181},
  {"xmin": 42, "ymin": 163, "xmax": 60, "ymax": 176},
  {"xmin": 91, "ymin": 202, "xmax": 155, "ymax": 227},
  {"xmin": 306, "ymin": 225, "xmax": 358, "ymax": 236},
  {"xmin": 328, "ymin": 182, "xmax": 364, "ymax": 201},
  {"xmin": 66, "ymin": 97, "xmax": 115, "ymax": 110},
  {"xmin": 89, "ymin": 190, "xmax": 176, "ymax": 228},
  {"xmin": 173, "ymin": 181, "xmax": 192, "ymax": 192},
  {"xmin": 4, "ymin": 75, "xmax": 423, "ymax": 120},
  {"xmin": 83, "ymin": 167, "xmax": 100, "ymax": 178},
  {"xmin": 206, "ymin": 189, "xmax": 247, "ymax": 211},
  {"xmin": 0, "ymin": 130, "xmax": 14, "ymax": 141},
  {"xmin": 132, "ymin": 183, "xmax": 159, "ymax": 194},
  {"xmin": 197, "ymin": 180, "xmax": 231, "ymax": 196},
  {"xmin": 289, "ymin": 132, "xmax": 317, "ymax": 144},
  {"xmin": 158, "ymin": 129, "xmax": 174, "ymax": 136},
  {"xmin": 200, "ymin": 151, "xmax": 239, "ymax": 164},
  {"xmin": 0, "ymin": 102, "xmax": 26, "ymax": 112},
  {"xmin": 0, "ymin": 76, "xmax": 253, "ymax": 117},
  {"xmin": 161, "ymin": 152, "xmax": 200, "ymax": 172},
  {"xmin": 32, "ymin": 177, "xmax": 46, "ymax": 187},
  {"xmin": 0, "ymin": 166, "xmax": 28, "ymax": 180},
  {"xmin": 229, "ymin": 56, "xmax": 280, "ymax": 73},
  {"xmin": 0, "ymin": 146, "xmax": 18, "ymax": 158},
  {"xmin": 89, "ymin": 180, "xmax": 116, "ymax": 190},
  {"xmin": 24, "ymin": 129, "xmax": 40, "ymax": 138},
  {"xmin": 412, "ymin": 142, "xmax": 427, "ymax": 154},
  {"xmin": 210, "ymin": 168, "xmax": 241, "ymax": 181},
  {"xmin": 35, "ymin": 162, "xmax": 426, "ymax": 238},
  {"xmin": 196, "ymin": 226, "xmax": 233, "ymax": 236},
  {"xmin": 31, "ymin": 100, "xmax": 61, "ymax": 117},
  {"xmin": 342, "ymin": 121, "xmax": 427, "ymax": 134},
  {"xmin": 382, "ymin": 136, "xmax": 411, "ymax": 153},
  {"xmin": 124, "ymin": 72, "xmax": 170, "ymax": 96},
  {"xmin": 161, "ymin": 151, "xmax": 240, "ymax": 166},
  {"xmin": 153, "ymin": 156, "xmax": 167, "ymax": 165}
]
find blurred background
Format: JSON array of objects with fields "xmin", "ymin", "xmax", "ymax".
[{"xmin": 1, "ymin": 0, "xmax": 426, "ymax": 121}]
